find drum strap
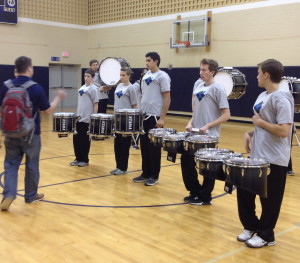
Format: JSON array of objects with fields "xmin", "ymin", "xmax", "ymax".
[{"xmin": 144, "ymin": 115, "xmax": 158, "ymax": 123}]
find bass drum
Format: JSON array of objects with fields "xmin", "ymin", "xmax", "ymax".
[
  {"xmin": 214, "ymin": 67, "xmax": 247, "ymax": 99},
  {"xmin": 279, "ymin": 77, "xmax": 300, "ymax": 113},
  {"xmin": 99, "ymin": 57, "xmax": 130, "ymax": 86}
]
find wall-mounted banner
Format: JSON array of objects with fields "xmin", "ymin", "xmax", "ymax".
[{"xmin": 0, "ymin": 0, "xmax": 18, "ymax": 24}]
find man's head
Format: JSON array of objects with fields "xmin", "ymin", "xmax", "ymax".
[
  {"xmin": 200, "ymin": 58, "xmax": 218, "ymax": 82},
  {"xmin": 145, "ymin": 52, "xmax": 160, "ymax": 71},
  {"xmin": 84, "ymin": 69, "xmax": 95, "ymax": 85},
  {"xmin": 15, "ymin": 56, "xmax": 33, "ymax": 77},
  {"xmin": 257, "ymin": 59, "xmax": 284, "ymax": 86},
  {"xmin": 89, "ymin": 59, "xmax": 99, "ymax": 72}
]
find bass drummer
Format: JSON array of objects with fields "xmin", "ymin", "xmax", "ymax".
[
  {"xmin": 90, "ymin": 59, "xmax": 110, "ymax": 114},
  {"xmin": 181, "ymin": 58, "xmax": 230, "ymax": 205},
  {"xmin": 237, "ymin": 59, "xmax": 294, "ymax": 248}
]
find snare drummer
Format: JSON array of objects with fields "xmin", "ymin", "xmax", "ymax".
[
  {"xmin": 90, "ymin": 59, "xmax": 110, "ymax": 114},
  {"xmin": 110, "ymin": 67, "xmax": 138, "ymax": 175},
  {"xmin": 70, "ymin": 69, "xmax": 99, "ymax": 167},
  {"xmin": 237, "ymin": 59, "xmax": 294, "ymax": 248},
  {"xmin": 133, "ymin": 52, "xmax": 171, "ymax": 186},
  {"xmin": 181, "ymin": 58, "xmax": 230, "ymax": 205}
]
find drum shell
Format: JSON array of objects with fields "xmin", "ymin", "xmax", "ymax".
[
  {"xmin": 225, "ymin": 159, "xmax": 268, "ymax": 198},
  {"xmin": 198, "ymin": 160, "xmax": 226, "ymax": 181},
  {"xmin": 163, "ymin": 139, "xmax": 185, "ymax": 154},
  {"xmin": 52, "ymin": 112, "xmax": 76, "ymax": 137},
  {"xmin": 184, "ymin": 141, "xmax": 218, "ymax": 155},
  {"xmin": 89, "ymin": 114, "xmax": 114, "ymax": 138},
  {"xmin": 114, "ymin": 109, "xmax": 142, "ymax": 134},
  {"xmin": 291, "ymin": 81, "xmax": 300, "ymax": 113},
  {"xmin": 148, "ymin": 128, "xmax": 177, "ymax": 147}
]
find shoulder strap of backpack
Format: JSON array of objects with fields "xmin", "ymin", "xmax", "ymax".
[
  {"xmin": 3, "ymin": 79, "xmax": 14, "ymax": 89},
  {"xmin": 20, "ymin": 80, "xmax": 37, "ymax": 89}
]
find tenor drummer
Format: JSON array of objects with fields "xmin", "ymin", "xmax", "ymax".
[
  {"xmin": 70, "ymin": 69, "xmax": 99, "ymax": 167},
  {"xmin": 181, "ymin": 58, "xmax": 230, "ymax": 205},
  {"xmin": 133, "ymin": 52, "xmax": 171, "ymax": 186},
  {"xmin": 110, "ymin": 67, "xmax": 138, "ymax": 175},
  {"xmin": 237, "ymin": 59, "xmax": 294, "ymax": 248}
]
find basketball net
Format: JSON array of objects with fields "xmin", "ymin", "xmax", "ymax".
[{"xmin": 177, "ymin": 41, "xmax": 191, "ymax": 47}]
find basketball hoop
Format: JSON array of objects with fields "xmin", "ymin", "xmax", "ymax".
[{"xmin": 177, "ymin": 41, "xmax": 191, "ymax": 47}]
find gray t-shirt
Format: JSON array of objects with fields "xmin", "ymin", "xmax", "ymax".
[
  {"xmin": 251, "ymin": 90, "xmax": 294, "ymax": 166},
  {"xmin": 93, "ymin": 72, "xmax": 109, "ymax": 100},
  {"xmin": 114, "ymin": 83, "xmax": 138, "ymax": 110},
  {"xmin": 132, "ymin": 81, "xmax": 142, "ymax": 108},
  {"xmin": 140, "ymin": 70, "xmax": 171, "ymax": 116},
  {"xmin": 192, "ymin": 80, "xmax": 229, "ymax": 137},
  {"xmin": 77, "ymin": 83, "xmax": 99, "ymax": 123}
]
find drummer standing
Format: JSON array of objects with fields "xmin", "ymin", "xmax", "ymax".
[
  {"xmin": 90, "ymin": 59, "xmax": 109, "ymax": 113},
  {"xmin": 70, "ymin": 69, "xmax": 99, "ymax": 167},
  {"xmin": 110, "ymin": 67, "xmax": 138, "ymax": 175},
  {"xmin": 237, "ymin": 59, "xmax": 294, "ymax": 248},
  {"xmin": 181, "ymin": 58, "xmax": 230, "ymax": 205},
  {"xmin": 133, "ymin": 52, "xmax": 171, "ymax": 186}
]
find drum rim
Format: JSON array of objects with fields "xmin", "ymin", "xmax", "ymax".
[
  {"xmin": 225, "ymin": 157, "xmax": 269, "ymax": 168},
  {"xmin": 53, "ymin": 112, "xmax": 76, "ymax": 116}
]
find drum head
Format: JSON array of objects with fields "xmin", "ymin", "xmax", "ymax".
[
  {"xmin": 225, "ymin": 157, "xmax": 268, "ymax": 168},
  {"xmin": 214, "ymin": 71, "xmax": 233, "ymax": 97},
  {"xmin": 99, "ymin": 57, "xmax": 122, "ymax": 86},
  {"xmin": 279, "ymin": 79, "xmax": 290, "ymax": 92}
]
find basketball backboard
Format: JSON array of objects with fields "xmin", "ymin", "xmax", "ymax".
[{"xmin": 170, "ymin": 16, "xmax": 209, "ymax": 48}]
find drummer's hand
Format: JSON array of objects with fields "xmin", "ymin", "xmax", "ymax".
[
  {"xmin": 244, "ymin": 132, "xmax": 252, "ymax": 153},
  {"xmin": 156, "ymin": 118, "xmax": 164, "ymax": 128},
  {"xmin": 100, "ymin": 86, "xmax": 105, "ymax": 92},
  {"xmin": 185, "ymin": 123, "xmax": 193, "ymax": 132},
  {"xmin": 252, "ymin": 112, "xmax": 262, "ymax": 127},
  {"xmin": 199, "ymin": 124, "xmax": 209, "ymax": 134}
]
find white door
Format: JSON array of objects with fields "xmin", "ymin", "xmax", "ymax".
[{"xmin": 49, "ymin": 64, "xmax": 80, "ymax": 110}]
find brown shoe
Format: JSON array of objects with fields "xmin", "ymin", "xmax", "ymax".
[
  {"xmin": 26, "ymin": 193, "xmax": 44, "ymax": 203},
  {"xmin": 0, "ymin": 196, "xmax": 14, "ymax": 211}
]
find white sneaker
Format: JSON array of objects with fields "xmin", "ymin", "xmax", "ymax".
[
  {"xmin": 245, "ymin": 235, "xmax": 276, "ymax": 248},
  {"xmin": 237, "ymin": 229, "xmax": 255, "ymax": 242}
]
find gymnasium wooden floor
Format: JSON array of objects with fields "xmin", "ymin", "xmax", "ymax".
[{"xmin": 0, "ymin": 112, "xmax": 299, "ymax": 263}]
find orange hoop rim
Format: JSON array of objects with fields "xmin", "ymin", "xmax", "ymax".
[{"xmin": 176, "ymin": 41, "xmax": 191, "ymax": 47}]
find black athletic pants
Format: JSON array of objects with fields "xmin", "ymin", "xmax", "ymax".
[
  {"xmin": 114, "ymin": 133, "xmax": 131, "ymax": 171},
  {"xmin": 237, "ymin": 164, "xmax": 287, "ymax": 242},
  {"xmin": 98, "ymin": 98, "xmax": 108, "ymax": 113},
  {"xmin": 180, "ymin": 152, "xmax": 215, "ymax": 202},
  {"xmin": 73, "ymin": 122, "xmax": 90, "ymax": 163},
  {"xmin": 140, "ymin": 116, "xmax": 161, "ymax": 179}
]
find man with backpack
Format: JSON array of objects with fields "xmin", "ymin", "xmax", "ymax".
[{"xmin": 0, "ymin": 56, "xmax": 66, "ymax": 211}]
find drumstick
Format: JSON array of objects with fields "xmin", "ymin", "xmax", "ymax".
[{"xmin": 293, "ymin": 133, "xmax": 300, "ymax": 147}]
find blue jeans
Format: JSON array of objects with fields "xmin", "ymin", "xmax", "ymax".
[{"xmin": 3, "ymin": 134, "xmax": 41, "ymax": 202}]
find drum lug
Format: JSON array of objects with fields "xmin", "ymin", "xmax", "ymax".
[{"xmin": 241, "ymin": 168, "xmax": 245, "ymax": 177}]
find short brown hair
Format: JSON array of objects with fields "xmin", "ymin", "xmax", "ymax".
[
  {"xmin": 15, "ymin": 56, "xmax": 32, "ymax": 74},
  {"xmin": 258, "ymin": 59, "xmax": 284, "ymax": 83},
  {"xmin": 200, "ymin": 58, "xmax": 219, "ymax": 76}
]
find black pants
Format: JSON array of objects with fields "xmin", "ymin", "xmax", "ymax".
[
  {"xmin": 73, "ymin": 122, "xmax": 90, "ymax": 163},
  {"xmin": 98, "ymin": 98, "xmax": 108, "ymax": 113},
  {"xmin": 237, "ymin": 164, "xmax": 287, "ymax": 242},
  {"xmin": 181, "ymin": 152, "xmax": 215, "ymax": 202},
  {"xmin": 114, "ymin": 133, "xmax": 131, "ymax": 171},
  {"xmin": 140, "ymin": 116, "xmax": 161, "ymax": 179}
]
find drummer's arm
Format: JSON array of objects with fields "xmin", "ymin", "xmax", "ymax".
[
  {"xmin": 252, "ymin": 112, "xmax": 292, "ymax": 138},
  {"xmin": 156, "ymin": 91, "xmax": 171, "ymax": 128},
  {"xmin": 132, "ymin": 104, "xmax": 138, "ymax": 109},
  {"xmin": 93, "ymin": 102, "xmax": 98, "ymax": 113},
  {"xmin": 200, "ymin": 108, "xmax": 230, "ymax": 132}
]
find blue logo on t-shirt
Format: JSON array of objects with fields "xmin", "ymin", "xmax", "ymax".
[
  {"xmin": 196, "ymin": 91, "xmax": 206, "ymax": 101},
  {"xmin": 145, "ymin": 77, "xmax": 153, "ymax": 86},
  {"xmin": 254, "ymin": 101, "xmax": 263, "ymax": 113},
  {"xmin": 79, "ymin": 90, "xmax": 84, "ymax": 96},
  {"xmin": 116, "ymin": 90, "xmax": 123, "ymax": 98}
]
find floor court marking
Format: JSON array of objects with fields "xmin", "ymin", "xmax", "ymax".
[
  {"xmin": 0, "ymin": 153, "xmax": 234, "ymax": 208},
  {"xmin": 203, "ymin": 225, "xmax": 300, "ymax": 263}
]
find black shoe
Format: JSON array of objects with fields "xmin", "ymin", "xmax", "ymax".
[
  {"xmin": 183, "ymin": 194, "xmax": 192, "ymax": 203},
  {"xmin": 133, "ymin": 175, "xmax": 147, "ymax": 183},
  {"xmin": 189, "ymin": 196, "xmax": 212, "ymax": 206}
]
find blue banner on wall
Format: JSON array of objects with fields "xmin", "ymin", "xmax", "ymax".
[{"xmin": 0, "ymin": 0, "xmax": 17, "ymax": 24}]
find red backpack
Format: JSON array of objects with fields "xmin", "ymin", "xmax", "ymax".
[{"xmin": 1, "ymin": 79, "xmax": 37, "ymax": 138}]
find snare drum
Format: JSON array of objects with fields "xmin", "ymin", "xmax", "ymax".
[
  {"xmin": 162, "ymin": 132, "xmax": 189, "ymax": 154},
  {"xmin": 52, "ymin": 112, "xmax": 77, "ymax": 138},
  {"xmin": 214, "ymin": 67, "xmax": 247, "ymax": 99},
  {"xmin": 195, "ymin": 150, "xmax": 242, "ymax": 181},
  {"xmin": 279, "ymin": 77, "xmax": 300, "ymax": 113},
  {"xmin": 225, "ymin": 157, "xmax": 269, "ymax": 198},
  {"xmin": 99, "ymin": 57, "xmax": 130, "ymax": 86},
  {"xmin": 184, "ymin": 135, "xmax": 218, "ymax": 155},
  {"xmin": 148, "ymin": 128, "xmax": 177, "ymax": 147},
  {"xmin": 89, "ymin": 113, "xmax": 114, "ymax": 138},
  {"xmin": 114, "ymin": 109, "xmax": 142, "ymax": 134}
]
